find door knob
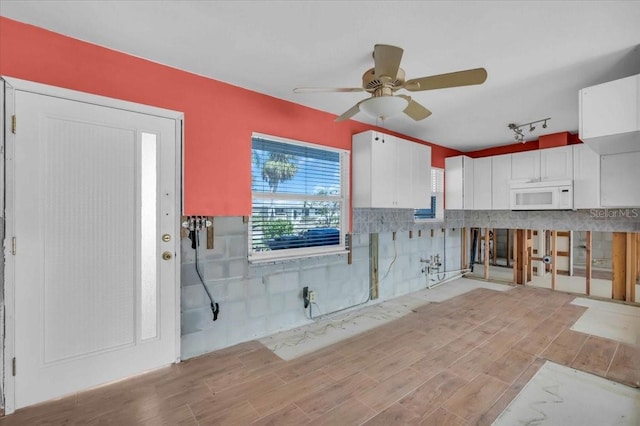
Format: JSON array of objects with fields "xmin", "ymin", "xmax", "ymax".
[{"xmin": 162, "ymin": 251, "xmax": 173, "ymax": 260}]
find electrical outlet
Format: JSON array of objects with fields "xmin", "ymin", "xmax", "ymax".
[{"xmin": 308, "ymin": 290, "xmax": 317, "ymax": 303}]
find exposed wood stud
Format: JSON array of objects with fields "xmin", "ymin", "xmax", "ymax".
[
  {"xmin": 461, "ymin": 227, "xmax": 467, "ymax": 270},
  {"xmin": 513, "ymin": 230, "xmax": 518, "ymax": 285},
  {"xmin": 526, "ymin": 229, "xmax": 532, "ymax": 282},
  {"xmin": 551, "ymin": 230, "xmax": 557, "ymax": 290},
  {"xmin": 506, "ymin": 229, "xmax": 511, "ymax": 267},
  {"xmin": 206, "ymin": 217, "xmax": 214, "ymax": 250},
  {"xmin": 491, "ymin": 229, "xmax": 497, "ymax": 265},
  {"xmin": 612, "ymin": 232, "xmax": 626, "ymax": 301},
  {"xmin": 626, "ymin": 233, "xmax": 635, "ymax": 302},
  {"xmin": 484, "ymin": 228, "xmax": 490, "ymax": 280},
  {"xmin": 370, "ymin": 233, "xmax": 379, "ymax": 300},
  {"xmin": 180, "ymin": 215, "xmax": 189, "ymax": 238},
  {"xmin": 586, "ymin": 230, "xmax": 592, "ymax": 296}
]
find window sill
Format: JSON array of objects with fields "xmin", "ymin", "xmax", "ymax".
[
  {"xmin": 414, "ymin": 217, "xmax": 445, "ymax": 224},
  {"xmin": 248, "ymin": 245, "xmax": 347, "ymax": 264}
]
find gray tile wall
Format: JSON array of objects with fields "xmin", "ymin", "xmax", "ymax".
[
  {"xmin": 463, "ymin": 209, "xmax": 640, "ymax": 232},
  {"xmin": 180, "ymin": 216, "xmax": 462, "ymax": 359},
  {"xmin": 180, "ymin": 207, "xmax": 638, "ymax": 359}
]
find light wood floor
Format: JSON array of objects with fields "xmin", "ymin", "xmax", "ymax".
[{"xmin": 2, "ymin": 285, "xmax": 638, "ymax": 425}]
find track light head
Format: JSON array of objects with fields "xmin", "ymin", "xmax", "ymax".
[{"xmin": 508, "ymin": 117, "xmax": 550, "ymax": 144}]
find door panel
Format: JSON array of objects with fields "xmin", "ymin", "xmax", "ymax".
[{"xmin": 13, "ymin": 91, "xmax": 177, "ymax": 409}]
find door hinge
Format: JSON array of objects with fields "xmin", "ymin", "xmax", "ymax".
[
  {"xmin": 11, "ymin": 237, "xmax": 16, "ymax": 255},
  {"xmin": 12, "ymin": 357, "xmax": 16, "ymax": 376},
  {"xmin": 11, "ymin": 115, "xmax": 16, "ymax": 134}
]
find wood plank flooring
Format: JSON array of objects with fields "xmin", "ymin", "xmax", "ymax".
[{"xmin": 2, "ymin": 284, "xmax": 639, "ymax": 425}]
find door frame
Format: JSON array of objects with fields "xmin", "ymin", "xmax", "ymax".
[{"xmin": 1, "ymin": 76, "xmax": 184, "ymax": 414}]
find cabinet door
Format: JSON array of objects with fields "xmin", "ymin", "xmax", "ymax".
[
  {"xmin": 541, "ymin": 146, "xmax": 573, "ymax": 181},
  {"xmin": 511, "ymin": 151, "xmax": 541, "ymax": 181},
  {"xmin": 370, "ymin": 135, "xmax": 397, "ymax": 207},
  {"xmin": 411, "ymin": 143, "xmax": 432, "ymax": 209},
  {"xmin": 600, "ymin": 152, "xmax": 640, "ymax": 207},
  {"xmin": 445, "ymin": 156, "xmax": 464, "ymax": 210},
  {"xmin": 580, "ymin": 74, "xmax": 639, "ymax": 140},
  {"xmin": 573, "ymin": 144, "xmax": 600, "ymax": 209},
  {"xmin": 473, "ymin": 157, "xmax": 492, "ymax": 210},
  {"xmin": 463, "ymin": 157, "xmax": 474, "ymax": 210},
  {"xmin": 491, "ymin": 154, "xmax": 511, "ymax": 209},
  {"xmin": 394, "ymin": 137, "xmax": 414, "ymax": 208}
]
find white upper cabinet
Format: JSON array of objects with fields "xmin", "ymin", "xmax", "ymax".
[
  {"xmin": 580, "ymin": 74, "xmax": 640, "ymax": 154},
  {"xmin": 445, "ymin": 155, "xmax": 473, "ymax": 210},
  {"xmin": 473, "ymin": 157, "xmax": 492, "ymax": 210},
  {"xmin": 410, "ymin": 140, "xmax": 432, "ymax": 209},
  {"xmin": 511, "ymin": 150, "xmax": 541, "ymax": 181},
  {"xmin": 491, "ymin": 154, "xmax": 512, "ymax": 209},
  {"xmin": 540, "ymin": 146, "xmax": 573, "ymax": 181},
  {"xmin": 352, "ymin": 131, "xmax": 431, "ymax": 209},
  {"xmin": 573, "ymin": 144, "xmax": 600, "ymax": 209},
  {"xmin": 600, "ymin": 151, "xmax": 640, "ymax": 207}
]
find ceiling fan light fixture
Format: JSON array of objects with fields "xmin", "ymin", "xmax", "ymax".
[{"xmin": 359, "ymin": 96, "xmax": 409, "ymax": 120}]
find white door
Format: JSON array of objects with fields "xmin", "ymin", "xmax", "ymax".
[{"xmin": 11, "ymin": 90, "xmax": 178, "ymax": 409}]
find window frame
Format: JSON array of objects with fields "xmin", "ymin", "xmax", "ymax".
[
  {"xmin": 249, "ymin": 132, "xmax": 350, "ymax": 263},
  {"xmin": 415, "ymin": 167, "xmax": 444, "ymax": 222}
]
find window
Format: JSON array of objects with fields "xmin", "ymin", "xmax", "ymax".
[
  {"xmin": 250, "ymin": 133, "xmax": 349, "ymax": 262},
  {"xmin": 415, "ymin": 167, "xmax": 444, "ymax": 221}
]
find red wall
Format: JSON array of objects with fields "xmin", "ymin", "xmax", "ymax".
[
  {"xmin": 465, "ymin": 133, "xmax": 583, "ymax": 158},
  {"xmin": 0, "ymin": 18, "xmax": 461, "ymax": 215}
]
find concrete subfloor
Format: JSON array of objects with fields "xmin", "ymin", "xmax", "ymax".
[{"xmin": 494, "ymin": 361, "xmax": 640, "ymax": 426}]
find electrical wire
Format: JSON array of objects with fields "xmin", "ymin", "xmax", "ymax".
[
  {"xmin": 271, "ymin": 296, "xmax": 389, "ymax": 353},
  {"xmin": 194, "ymin": 229, "xmax": 219, "ymax": 321},
  {"xmin": 380, "ymin": 235, "xmax": 397, "ymax": 281}
]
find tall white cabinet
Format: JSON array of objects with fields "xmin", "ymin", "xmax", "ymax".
[
  {"xmin": 573, "ymin": 144, "xmax": 600, "ymax": 209},
  {"xmin": 445, "ymin": 155, "xmax": 473, "ymax": 210},
  {"xmin": 473, "ymin": 157, "xmax": 492, "ymax": 210},
  {"xmin": 352, "ymin": 131, "xmax": 432, "ymax": 208},
  {"xmin": 491, "ymin": 154, "xmax": 512, "ymax": 209}
]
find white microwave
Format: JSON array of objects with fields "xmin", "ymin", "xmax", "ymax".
[{"xmin": 510, "ymin": 180, "xmax": 573, "ymax": 210}]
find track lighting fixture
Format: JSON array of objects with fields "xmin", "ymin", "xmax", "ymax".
[{"xmin": 508, "ymin": 118, "xmax": 550, "ymax": 143}]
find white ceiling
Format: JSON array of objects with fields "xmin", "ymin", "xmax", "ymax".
[{"xmin": 2, "ymin": 1, "xmax": 639, "ymax": 151}]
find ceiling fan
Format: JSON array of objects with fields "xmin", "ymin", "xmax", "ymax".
[{"xmin": 294, "ymin": 44, "xmax": 487, "ymax": 122}]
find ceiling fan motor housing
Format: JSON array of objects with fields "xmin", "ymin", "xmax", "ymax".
[{"xmin": 362, "ymin": 68, "xmax": 406, "ymax": 94}]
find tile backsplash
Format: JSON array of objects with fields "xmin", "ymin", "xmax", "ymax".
[
  {"xmin": 353, "ymin": 208, "xmax": 639, "ymax": 234},
  {"xmin": 463, "ymin": 209, "xmax": 640, "ymax": 232}
]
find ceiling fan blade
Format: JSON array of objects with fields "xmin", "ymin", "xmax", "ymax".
[
  {"xmin": 335, "ymin": 102, "xmax": 362, "ymax": 122},
  {"xmin": 405, "ymin": 68, "xmax": 488, "ymax": 91},
  {"xmin": 293, "ymin": 87, "xmax": 364, "ymax": 93},
  {"xmin": 398, "ymin": 95, "xmax": 432, "ymax": 121},
  {"xmin": 373, "ymin": 44, "xmax": 404, "ymax": 79}
]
